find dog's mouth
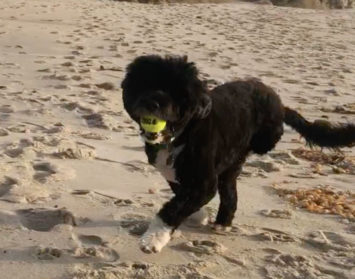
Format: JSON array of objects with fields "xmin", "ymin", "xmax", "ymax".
[
  {"xmin": 134, "ymin": 109, "xmax": 178, "ymax": 123},
  {"xmin": 132, "ymin": 97, "xmax": 180, "ymax": 124},
  {"xmin": 140, "ymin": 129, "xmax": 173, "ymax": 145},
  {"xmin": 139, "ymin": 115, "xmax": 173, "ymax": 145}
]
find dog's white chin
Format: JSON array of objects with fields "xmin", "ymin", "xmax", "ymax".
[
  {"xmin": 140, "ymin": 132, "xmax": 166, "ymax": 145},
  {"xmin": 140, "ymin": 216, "xmax": 172, "ymax": 253}
]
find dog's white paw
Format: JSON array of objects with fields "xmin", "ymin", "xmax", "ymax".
[
  {"xmin": 211, "ymin": 223, "xmax": 232, "ymax": 233},
  {"xmin": 139, "ymin": 216, "xmax": 172, "ymax": 253},
  {"xmin": 185, "ymin": 207, "xmax": 209, "ymax": 227}
]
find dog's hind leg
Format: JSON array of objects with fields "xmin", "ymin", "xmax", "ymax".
[
  {"xmin": 184, "ymin": 206, "xmax": 209, "ymax": 227},
  {"xmin": 214, "ymin": 164, "xmax": 242, "ymax": 231}
]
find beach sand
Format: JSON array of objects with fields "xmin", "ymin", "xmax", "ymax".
[{"xmin": 0, "ymin": 0, "xmax": 354, "ymax": 278}]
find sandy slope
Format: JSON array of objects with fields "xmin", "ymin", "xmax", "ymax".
[{"xmin": 0, "ymin": 0, "xmax": 354, "ymax": 278}]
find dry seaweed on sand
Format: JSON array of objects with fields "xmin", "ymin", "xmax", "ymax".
[
  {"xmin": 291, "ymin": 148, "xmax": 355, "ymax": 174},
  {"xmin": 291, "ymin": 148, "xmax": 345, "ymax": 164},
  {"xmin": 273, "ymin": 185, "xmax": 355, "ymax": 220}
]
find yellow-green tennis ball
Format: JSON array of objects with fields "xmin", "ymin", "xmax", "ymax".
[{"xmin": 140, "ymin": 115, "xmax": 166, "ymax": 133}]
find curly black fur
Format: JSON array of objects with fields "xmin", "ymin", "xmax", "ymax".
[
  {"xmin": 121, "ymin": 55, "xmax": 209, "ymax": 125},
  {"xmin": 284, "ymin": 107, "xmax": 355, "ymax": 148},
  {"xmin": 121, "ymin": 55, "xmax": 355, "ymax": 233}
]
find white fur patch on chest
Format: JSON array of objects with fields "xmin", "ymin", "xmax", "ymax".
[{"xmin": 154, "ymin": 145, "xmax": 184, "ymax": 183}]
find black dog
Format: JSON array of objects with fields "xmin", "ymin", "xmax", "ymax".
[{"xmin": 121, "ymin": 55, "xmax": 355, "ymax": 253}]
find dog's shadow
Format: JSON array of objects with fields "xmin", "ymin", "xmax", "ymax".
[{"xmin": 121, "ymin": 145, "xmax": 144, "ymax": 152}]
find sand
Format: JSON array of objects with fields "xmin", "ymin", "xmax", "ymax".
[{"xmin": 0, "ymin": 0, "xmax": 354, "ymax": 278}]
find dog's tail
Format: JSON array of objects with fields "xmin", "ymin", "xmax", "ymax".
[{"xmin": 284, "ymin": 107, "xmax": 355, "ymax": 148}]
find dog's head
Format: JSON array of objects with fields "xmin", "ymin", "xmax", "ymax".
[{"xmin": 121, "ymin": 55, "xmax": 211, "ymax": 136}]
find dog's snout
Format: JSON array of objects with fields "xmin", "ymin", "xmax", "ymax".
[
  {"xmin": 146, "ymin": 100, "xmax": 160, "ymax": 111},
  {"xmin": 132, "ymin": 89, "xmax": 174, "ymax": 120}
]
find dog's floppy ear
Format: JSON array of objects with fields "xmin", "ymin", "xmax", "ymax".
[{"xmin": 195, "ymin": 94, "xmax": 212, "ymax": 119}]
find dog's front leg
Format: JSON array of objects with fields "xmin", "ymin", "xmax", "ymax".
[
  {"xmin": 140, "ymin": 215, "xmax": 173, "ymax": 253},
  {"xmin": 168, "ymin": 181, "xmax": 209, "ymax": 227},
  {"xmin": 140, "ymin": 178, "xmax": 217, "ymax": 253}
]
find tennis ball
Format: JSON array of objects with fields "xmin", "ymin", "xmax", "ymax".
[{"xmin": 140, "ymin": 115, "xmax": 166, "ymax": 133}]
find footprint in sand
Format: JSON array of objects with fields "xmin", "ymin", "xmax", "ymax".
[
  {"xmin": 32, "ymin": 162, "xmax": 57, "ymax": 183},
  {"xmin": 34, "ymin": 235, "xmax": 117, "ymax": 262},
  {"xmin": 71, "ymin": 189, "xmax": 125, "ymax": 206},
  {"xmin": 42, "ymin": 73, "xmax": 70, "ymax": 81},
  {"xmin": 33, "ymin": 135, "xmax": 62, "ymax": 147},
  {"xmin": 114, "ymin": 199, "xmax": 134, "ymax": 207},
  {"xmin": 0, "ymin": 209, "xmax": 23, "ymax": 228},
  {"xmin": 60, "ymin": 101, "xmax": 94, "ymax": 114},
  {"xmin": 73, "ymin": 131, "xmax": 110, "ymax": 141},
  {"xmin": 0, "ymin": 177, "xmax": 17, "ymax": 198},
  {"xmin": 71, "ymin": 233, "xmax": 119, "ymax": 262},
  {"xmin": 1, "ymin": 182, "xmax": 51, "ymax": 204},
  {"xmin": 259, "ymin": 209, "xmax": 292, "ymax": 219},
  {"xmin": 71, "ymin": 75, "xmax": 83, "ymax": 81},
  {"xmin": 177, "ymin": 240, "xmax": 227, "ymax": 256},
  {"xmin": 268, "ymin": 151, "xmax": 300, "ymax": 165},
  {"xmin": 64, "ymin": 55, "xmax": 76, "ymax": 60},
  {"xmin": 82, "ymin": 112, "xmax": 122, "ymax": 131},
  {"xmin": 35, "ymin": 246, "xmax": 62, "ymax": 260},
  {"xmin": 61, "ymin": 61, "xmax": 74, "ymax": 67},
  {"xmin": 4, "ymin": 140, "xmax": 36, "ymax": 159},
  {"xmin": 120, "ymin": 160, "xmax": 157, "ymax": 177},
  {"xmin": 72, "ymin": 246, "xmax": 119, "ymax": 262},
  {"xmin": 254, "ymin": 228, "xmax": 298, "ymax": 243},
  {"xmin": 53, "ymin": 142, "xmax": 96, "ymax": 160},
  {"xmin": 0, "ymin": 153, "xmax": 54, "ymax": 203},
  {"xmin": 304, "ymin": 230, "xmax": 354, "ymax": 252},
  {"xmin": 0, "ymin": 104, "xmax": 15, "ymax": 113},
  {"xmin": 245, "ymin": 158, "xmax": 283, "ymax": 173},
  {"xmin": 6, "ymin": 124, "xmax": 29, "ymax": 133},
  {"xmin": 77, "ymin": 234, "xmax": 108, "ymax": 246},
  {"xmin": 78, "ymin": 68, "xmax": 92, "ymax": 74},
  {"xmin": 77, "ymin": 82, "xmax": 92, "ymax": 89},
  {"xmin": 119, "ymin": 213, "xmax": 150, "ymax": 236},
  {"xmin": 16, "ymin": 208, "xmax": 76, "ymax": 231},
  {"xmin": 264, "ymin": 253, "xmax": 313, "ymax": 276},
  {"xmin": 32, "ymin": 161, "xmax": 75, "ymax": 183},
  {"xmin": 36, "ymin": 68, "xmax": 51, "ymax": 74},
  {"xmin": 263, "ymin": 251, "xmax": 350, "ymax": 279},
  {"xmin": 321, "ymin": 250, "xmax": 355, "ymax": 271}
]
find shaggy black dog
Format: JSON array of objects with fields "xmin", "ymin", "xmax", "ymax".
[{"xmin": 121, "ymin": 55, "xmax": 355, "ymax": 253}]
